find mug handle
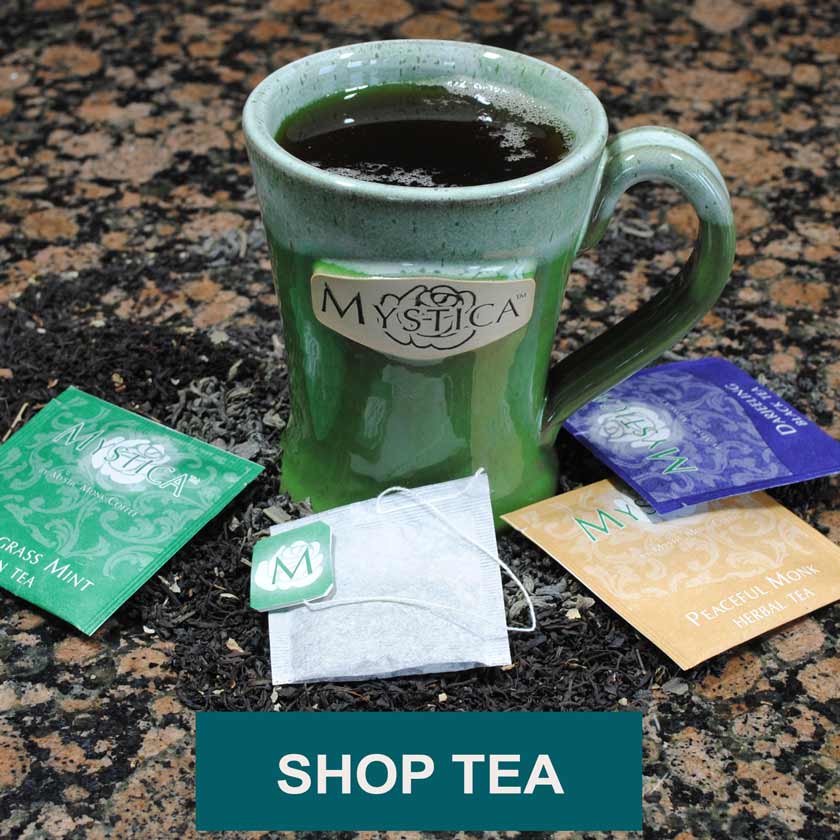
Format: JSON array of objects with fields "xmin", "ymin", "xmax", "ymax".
[{"xmin": 541, "ymin": 126, "xmax": 736, "ymax": 445}]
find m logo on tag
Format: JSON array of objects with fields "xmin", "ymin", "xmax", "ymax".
[
  {"xmin": 254, "ymin": 540, "xmax": 325, "ymax": 592},
  {"xmin": 311, "ymin": 273, "xmax": 535, "ymax": 360},
  {"xmin": 250, "ymin": 521, "xmax": 335, "ymax": 612}
]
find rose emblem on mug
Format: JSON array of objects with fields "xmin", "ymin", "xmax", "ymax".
[{"xmin": 381, "ymin": 284, "xmax": 479, "ymax": 351}]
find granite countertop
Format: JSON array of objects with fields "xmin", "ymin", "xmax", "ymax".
[{"xmin": 1, "ymin": 1, "xmax": 838, "ymax": 838}]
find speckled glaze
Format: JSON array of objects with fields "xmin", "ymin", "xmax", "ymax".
[{"xmin": 243, "ymin": 39, "xmax": 736, "ymax": 522}]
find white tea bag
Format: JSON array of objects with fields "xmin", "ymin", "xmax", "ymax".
[{"xmin": 268, "ymin": 471, "xmax": 532, "ymax": 684}]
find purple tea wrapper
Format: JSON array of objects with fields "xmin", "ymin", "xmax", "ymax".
[{"xmin": 564, "ymin": 358, "xmax": 840, "ymax": 513}]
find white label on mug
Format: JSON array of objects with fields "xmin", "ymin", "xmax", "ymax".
[{"xmin": 311, "ymin": 273, "xmax": 535, "ymax": 361}]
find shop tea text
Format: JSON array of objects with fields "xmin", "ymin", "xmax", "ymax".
[{"xmin": 277, "ymin": 753, "xmax": 564, "ymax": 796}]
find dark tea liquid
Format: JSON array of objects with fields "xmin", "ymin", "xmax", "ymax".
[{"xmin": 275, "ymin": 82, "xmax": 573, "ymax": 187}]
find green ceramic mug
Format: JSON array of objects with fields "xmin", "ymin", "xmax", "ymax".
[{"xmin": 243, "ymin": 40, "xmax": 735, "ymax": 523}]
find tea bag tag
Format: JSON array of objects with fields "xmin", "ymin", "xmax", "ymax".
[{"xmin": 250, "ymin": 522, "xmax": 334, "ymax": 612}]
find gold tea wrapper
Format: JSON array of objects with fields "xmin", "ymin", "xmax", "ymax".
[{"xmin": 503, "ymin": 479, "xmax": 840, "ymax": 669}]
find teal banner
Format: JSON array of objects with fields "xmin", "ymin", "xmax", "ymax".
[{"xmin": 195, "ymin": 711, "xmax": 641, "ymax": 831}]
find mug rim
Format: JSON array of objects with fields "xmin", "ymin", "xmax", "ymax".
[{"xmin": 242, "ymin": 39, "xmax": 609, "ymax": 203}]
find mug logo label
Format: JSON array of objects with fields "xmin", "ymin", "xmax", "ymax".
[{"xmin": 311, "ymin": 273, "xmax": 535, "ymax": 360}]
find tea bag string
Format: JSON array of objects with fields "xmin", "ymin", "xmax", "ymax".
[{"xmin": 303, "ymin": 472, "xmax": 536, "ymax": 633}]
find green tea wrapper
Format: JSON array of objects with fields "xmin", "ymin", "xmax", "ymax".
[{"xmin": 0, "ymin": 387, "xmax": 263, "ymax": 634}]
